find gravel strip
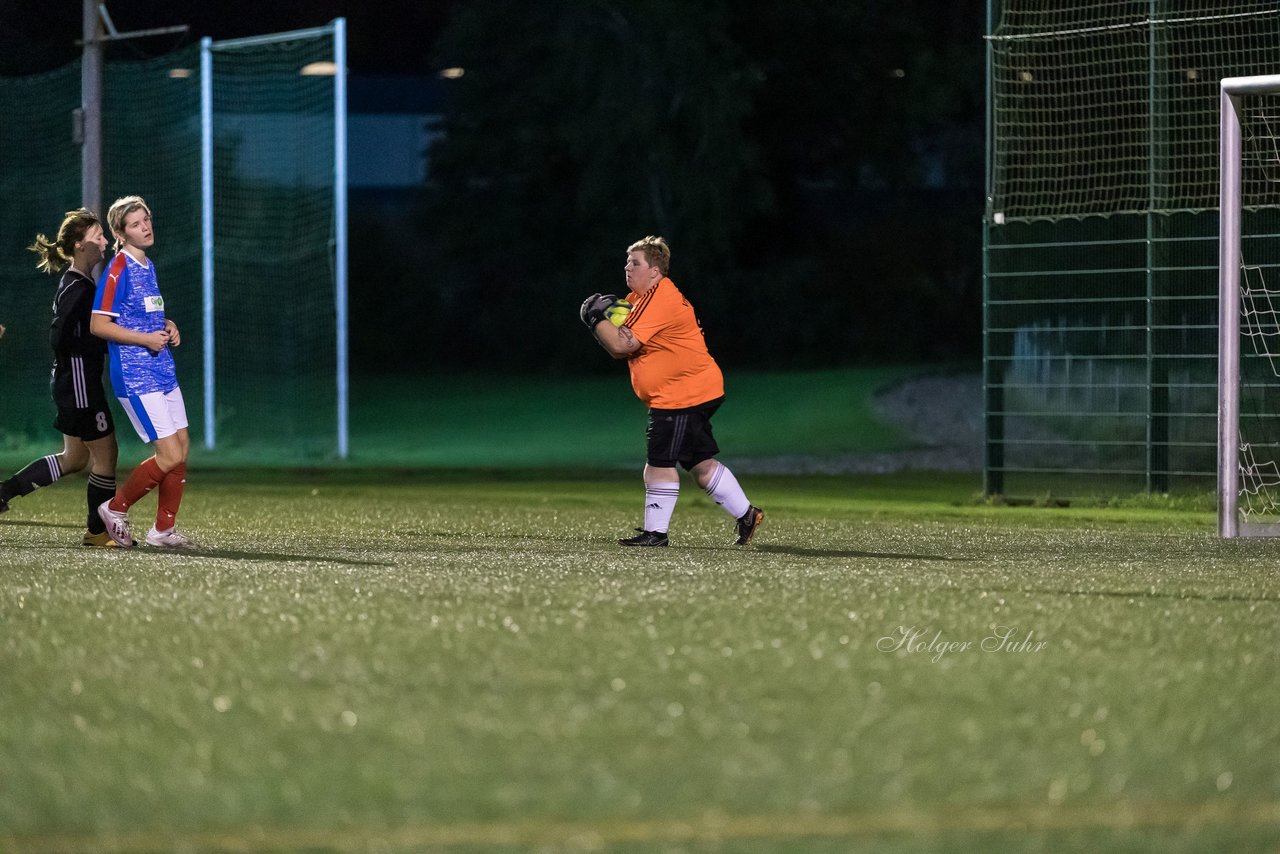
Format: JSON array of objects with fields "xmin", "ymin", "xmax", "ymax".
[{"xmin": 736, "ymin": 372, "xmax": 984, "ymax": 474}]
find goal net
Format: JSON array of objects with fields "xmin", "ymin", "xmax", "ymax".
[
  {"xmin": 0, "ymin": 23, "xmax": 346, "ymax": 464},
  {"xmin": 1219, "ymin": 77, "xmax": 1280, "ymax": 537},
  {"xmin": 0, "ymin": 48, "xmax": 202, "ymax": 456},
  {"xmin": 984, "ymin": 2, "xmax": 1280, "ymax": 501},
  {"xmin": 203, "ymin": 23, "xmax": 347, "ymax": 459}
]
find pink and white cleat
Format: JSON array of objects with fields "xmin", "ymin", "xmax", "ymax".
[{"xmin": 97, "ymin": 500, "xmax": 135, "ymax": 547}]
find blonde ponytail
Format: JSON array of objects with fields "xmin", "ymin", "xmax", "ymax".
[
  {"xmin": 27, "ymin": 207, "xmax": 101, "ymax": 275},
  {"xmin": 28, "ymin": 233, "xmax": 69, "ymax": 274}
]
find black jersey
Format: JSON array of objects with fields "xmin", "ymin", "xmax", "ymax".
[{"xmin": 49, "ymin": 268, "xmax": 108, "ymax": 411}]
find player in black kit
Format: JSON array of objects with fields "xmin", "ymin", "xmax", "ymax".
[{"xmin": 0, "ymin": 208, "xmax": 120, "ymax": 546}]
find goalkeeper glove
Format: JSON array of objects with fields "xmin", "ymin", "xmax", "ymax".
[{"xmin": 580, "ymin": 293, "xmax": 615, "ymax": 328}]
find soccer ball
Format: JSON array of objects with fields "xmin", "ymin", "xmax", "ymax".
[{"xmin": 605, "ymin": 299, "xmax": 632, "ymax": 327}]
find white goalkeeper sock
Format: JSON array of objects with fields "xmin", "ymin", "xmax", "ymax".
[
  {"xmin": 644, "ymin": 481, "xmax": 680, "ymax": 533},
  {"xmin": 704, "ymin": 462, "xmax": 751, "ymax": 519}
]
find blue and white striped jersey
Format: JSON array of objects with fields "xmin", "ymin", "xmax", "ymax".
[{"xmin": 92, "ymin": 251, "xmax": 178, "ymax": 396}]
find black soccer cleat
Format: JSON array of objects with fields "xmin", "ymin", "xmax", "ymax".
[
  {"xmin": 735, "ymin": 506, "xmax": 764, "ymax": 545},
  {"xmin": 0, "ymin": 494, "xmax": 9, "ymax": 515},
  {"xmin": 619, "ymin": 528, "xmax": 670, "ymax": 547}
]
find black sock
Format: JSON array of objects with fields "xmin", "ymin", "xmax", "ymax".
[
  {"xmin": 86, "ymin": 473, "xmax": 116, "ymax": 534},
  {"xmin": 0, "ymin": 455, "xmax": 62, "ymax": 503}
]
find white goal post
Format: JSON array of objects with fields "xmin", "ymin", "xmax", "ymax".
[
  {"xmin": 199, "ymin": 20, "xmax": 349, "ymax": 459},
  {"xmin": 1218, "ymin": 73, "xmax": 1280, "ymax": 538}
]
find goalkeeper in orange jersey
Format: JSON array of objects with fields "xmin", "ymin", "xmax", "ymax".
[{"xmin": 580, "ymin": 235, "xmax": 763, "ymax": 548}]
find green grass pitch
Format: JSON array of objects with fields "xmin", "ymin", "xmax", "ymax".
[{"xmin": 1, "ymin": 469, "xmax": 1277, "ymax": 852}]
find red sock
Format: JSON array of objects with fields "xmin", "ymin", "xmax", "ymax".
[
  {"xmin": 109, "ymin": 457, "xmax": 165, "ymax": 512},
  {"xmin": 155, "ymin": 462, "xmax": 187, "ymax": 531}
]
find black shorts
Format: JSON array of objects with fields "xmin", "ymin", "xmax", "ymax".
[
  {"xmin": 53, "ymin": 403, "xmax": 114, "ymax": 441},
  {"xmin": 646, "ymin": 397, "xmax": 723, "ymax": 470}
]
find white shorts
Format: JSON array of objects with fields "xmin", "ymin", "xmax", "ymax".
[{"xmin": 118, "ymin": 387, "xmax": 188, "ymax": 443}]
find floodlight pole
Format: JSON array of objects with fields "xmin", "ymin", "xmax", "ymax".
[
  {"xmin": 77, "ymin": 4, "xmax": 189, "ymax": 216},
  {"xmin": 81, "ymin": 0, "xmax": 103, "ymax": 214}
]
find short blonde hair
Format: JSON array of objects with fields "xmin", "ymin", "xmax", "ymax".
[
  {"xmin": 627, "ymin": 235, "xmax": 671, "ymax": 275},
  {"xmin": 106, "ymin": 195, "xmax": 152, "ymax": 250}
]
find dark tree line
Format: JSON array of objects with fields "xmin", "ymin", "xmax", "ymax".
[
  {"xmin": 0, "ymin": 0, "xmax": 983, "ymax": 375},
  {"xmin": 391, "ymin": 0, "xmax": 984, "ymax": 374}
]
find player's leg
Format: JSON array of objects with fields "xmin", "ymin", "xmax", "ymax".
[
  {"xmin": 99, "ymin": 391, "xmax": 169, "ymax": 546},
  {"xmin": 0, "ymin": 434, "xmax": 85, "ymax": 513},
  {"xmin": 57, "ymin": 435, "xmax": 91, "ymax": 476},
  {"xmin": 53, "ymin": 436, "xmax": 93, "ymax": 544},
  {"xmin": 151, "ymin": 428, "xmax": 189, "ymax": 539},
  {"xmin": 82, "ymin": 431, "xmax": 118, "ymax": 546},
  {"xmin": 638, "ymin": 462, "xmax": 680, "ymax": 541},
  {"xmin": 687, "ymin": 403, "xmax": 763, "ymax": 545},
  {"xmin": 692, "ymin": 458, "xmax": 763, "ymax": 545},
  {"xmin": 619, "ymin": 409, "xmax": 681, "ymax": 546},
  {"xmin": 146, "ymin": 388, "xmax": 192, "ymax": 548},
  {"xmin": 67, "ymin": 400, "xmax": 120, "ymax": 546}
]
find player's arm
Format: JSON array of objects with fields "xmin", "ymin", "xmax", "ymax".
[
  {"xmin": 581, "ymin": 293, "xmax": 642, "ymax": 359},
  {"xmin": 90, "ymin": 313, "xmax": 168, "ymax": 353},
  {"xmin": 592, "ymin": 320, "xmax": 642, "ymax": 359},
  {"xmin": 164, "ymin": 318, "xmax": 181, "ymax": 347}
]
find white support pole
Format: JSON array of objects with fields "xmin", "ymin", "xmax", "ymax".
[
  {"xmin": 1218, "ymin": 84, "xmax": 1241, "ymax": 538},
  {"xmin": 334, "ymin": 17, "xmax": 349, "ymax": 459},
  {"xmin": 201, "ymin": 37, "xmax": 216, "ymax": 451},
  {"xmin": 1217, "ymin": 74, "xmax": 1280, "ymax": 538},
  {"xmin": 210, "ymin": 24, "xmax": 336, "ymax": 50},
  {"xmin": 1221, "ymin": 73, "xmax": 1280, "ymax": 96}
]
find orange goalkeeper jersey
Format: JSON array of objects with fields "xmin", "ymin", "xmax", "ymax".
[{"xmin": 622, "ymin": 277, "xmax": 724, "ymax": 408}]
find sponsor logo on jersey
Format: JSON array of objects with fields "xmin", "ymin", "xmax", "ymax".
[{"xmin": 144, "ymin": 295, "xmax": 165, "ymax": 313}]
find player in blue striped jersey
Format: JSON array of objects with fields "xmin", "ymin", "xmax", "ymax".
[
  {"xmin": 90, "ymin": 196, "xmax": 192, "ymax": 549},
  {"xmin": 0, "ymin": 209, "xmax": 120, "ymax": 546}
]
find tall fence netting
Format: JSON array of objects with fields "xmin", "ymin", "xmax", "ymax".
[
  {"xmin": 208, "ymin": 35, "xmax": 337, "ymax": 457},
  {"xmin": 0, "ymin": 32, "xmax": 339, "ymax": 463},
  {"xmin": 985, "ymin": 1, "xmax": 1280, "ymax": 497}
]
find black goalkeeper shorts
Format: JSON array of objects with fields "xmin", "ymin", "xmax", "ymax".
[{"xmin": 646, "ymin": 397, "xmax": 723, "ymax": 470}]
